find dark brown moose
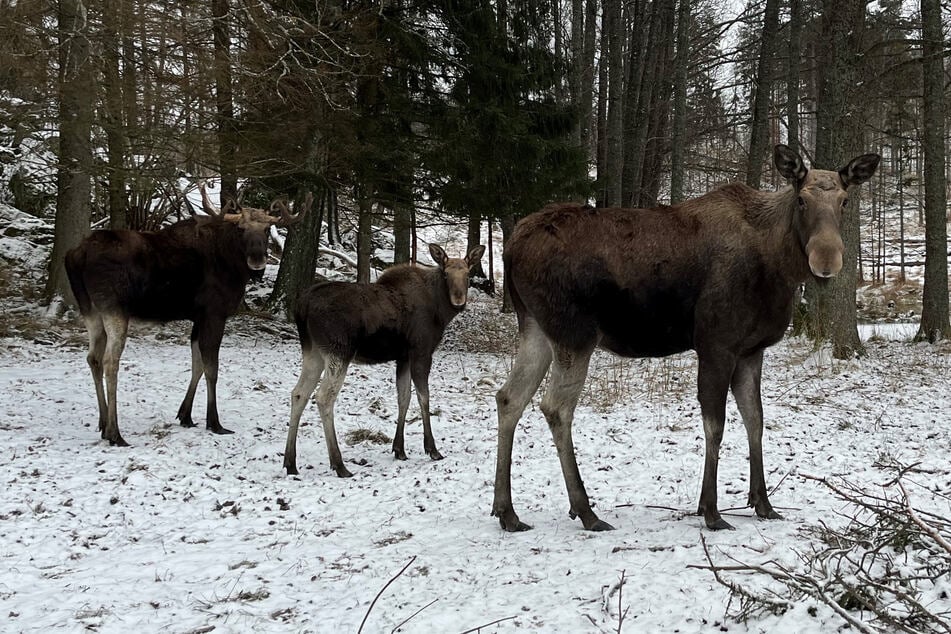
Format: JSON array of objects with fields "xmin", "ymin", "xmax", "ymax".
[
  {"xmin": 493, "ymin": 145, "xmax": 880, "ymax": 531},
  {"xmin": 284, "ymin": 243, "xmax": 486, "ymax": 477},
  {"xmin": 65, "ymin": 185, "xmax": 310, "ymax": 446}
]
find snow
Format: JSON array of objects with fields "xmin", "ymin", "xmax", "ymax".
[{"xmin": 1, "ymin": 292, "xmax": 950, "ymax": 633}]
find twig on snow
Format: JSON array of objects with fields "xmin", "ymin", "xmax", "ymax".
[
  {"xmin": 358, "ymin": 555, "xmax": 417, "ymax": 634},
  {"xmin": 457, "ymin": 614, "xmax": 518, "ymax": 633},
  {"xmin": 390, "ymin": 598, "xmax": 439, "ymax": 633}
]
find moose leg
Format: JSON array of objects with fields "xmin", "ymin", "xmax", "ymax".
[
  {"xmin": 731, "ymin": 349, "xmax": 782, "ymax": 521},
  {"xmin": 284, "ymin": 347, "xmax": 326, "ymax": 475},
  {"xmin": 543, "ymin": 344, "xmax": 611, "ymax": 531},
  {"xmin": 176, "ymin": 329, "xmax": 203, "ymax": 428},
  {"xmin": 410, "ymin": 356, "xmax": 441, "ymax": 460},
  {"xmin": 696, "ymin": 352, "xmax": 737, "ymax": 530},
  {"xmin": 83, "ymin": 314, "xmax": 108, "ymax": 434},
  {"xmin": 100, "ymin": 314, "xmax": 129, "ymax": 447},
  {"xmin": 198, "ymin": 319, "xmax": 232, "ymax": 435},
  {"xmin": 493, "ymin": 319, "xmax": 552, "ymax": 532},
  {"xmin": 392, "ymin": 360, "xmax": 411, "ymax": 460},
  {"xmin": 315, "ymin": 354, "xmax": 353, "ymax": 477}
]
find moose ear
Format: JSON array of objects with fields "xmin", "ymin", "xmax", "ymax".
[
  {"xmin": 429, "ymin": 244, "xmax": 448, "ymax": 268},
  {"xmin": 774, "ymin": 145, "xmax": 808, "ymax": 183},
  {"xmin": 466, "ymin": 245, "xmax": 486, "ymax": 268},
  {"xmin": 839, "ymin": 153, "xmax": 881, "ymax": 187}
]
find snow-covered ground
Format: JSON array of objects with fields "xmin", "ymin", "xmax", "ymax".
[{"xmin": 1, "ymin": 294, "xmax": 949, "ymax": 633}]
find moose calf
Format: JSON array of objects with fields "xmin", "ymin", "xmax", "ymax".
[{"xmin": 284, "ymin": 244, "xmax": 485, "ymax": 477}]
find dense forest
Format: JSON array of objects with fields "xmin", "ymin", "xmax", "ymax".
[{"xmin": 0, "ymin": 0, "xmax": 949, "ymax": 355}]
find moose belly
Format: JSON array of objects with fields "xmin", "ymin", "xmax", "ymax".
[
  {"xmin": 594, "ymin": 289, "xmax": 695, "ymax": 358},
  {"xmin": 354, "ymin": 328, "xmax": 410, "ymax": 364}
]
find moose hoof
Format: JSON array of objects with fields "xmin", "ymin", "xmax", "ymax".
[
  {"xmin": 428, "ymin": 449, "xmax": 444, "ymax": 461},
  {"xmin": 757, "ymin": 508, "xmax": 783, "ymax": 521},
  {"xmin": 108, "ymin": 435, "xmax": 129, "ymax": 448},
  {"xmin": 587, "ymin": 519, "xmax": 616, "ymax": 531},
  {"xmin": 499, "ymin": 517, "xmax": 533, "ymax": 532},
  {"xmin": 284, "ymin": 462, "xmax": 299, "ymax": 476},
  {"xmin": 393, "ymin": 449, "xmax": 408, "ymax": 461},
  {"xmin": 208, "ymin": 424, "xmax": 234, "ymax": 435},
  {"xmin": 493, "ymin": 508, "xmax": 532, "ymax": 532},
  {"xmin": 178, "ymin": 418, "xmax": 197, "ymax": 428},
  {"xmin": 706, "ymin": 517, "xmax": 735, "ymax": 531},
  {"xmin": 333, "ymin": 465, "xmax": 354, "ymax": 478}
]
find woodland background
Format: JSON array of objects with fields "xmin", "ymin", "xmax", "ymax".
[{"xmin": 0, "ymin": 0, "xmax": 950, "ymax": 354}]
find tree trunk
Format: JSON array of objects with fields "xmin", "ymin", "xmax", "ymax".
[
  {"xmin": 46, "ymin": 0, "xmax": 95, "ymax": 308},
  {"xmin": 785, "ymin": 0, "xmax": 801, "ymax": 153},
  {"xmin": 581, "ymin": 0, "xmax": 597, "ymax": 163},
  {"xmin": 623, "ymin": 0, "xmax": 665, "ymax": 207},
  {"xmin": 393, "ymin": 202, "xmax": 412, "ymax": 264},
  {"xmin": 914, "ymin": 0, "xmax": 950, "ymax": 342},
  {"xmin": 595, "ymin": 9, "xmax": 609, "ymax": 208},
  {"xmin": 639, "ymin": 0, "xmax": 675, "ymax": 206},
  {"xmin": 745, "ymin": 0, "xmax": 780, "ymax": 188},
  {"xmin": 668, "ymin": 0, "xmax": 690, "ymax": 204},
  {"xmin": 467, "ymin": 210, "xmax": 487, "ymax": 278},
  {"xmin": 102, "ymin": 0, "xmax": 128, "ymax": 230},
  {"xmin": 570, "ymin": 0, "xmax": 586, "ymax": 161},
  {"xmin": 212, "ymin": 0, "xmax": 237, "ymax": 203},
  {"xmin": 603, "ymin": 0, "xmax": 623, "ymax": 207},
  {"xmin": 797, "ymin": 0, "xmax": 868, "ymax": 358},
  {"xmin": 268, "ymin": 187, "xmax": 326, "ymax": 319},
  {"xmin": 356, "ymin": 194, "xmax": 373, "ymax": 284},
  {"xmin": 500, "ymin": 214, "xmax": 516, "ymax": 313}
]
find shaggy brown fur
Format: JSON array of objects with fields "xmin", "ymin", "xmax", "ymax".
[
  {"xmin": 65, "ymin": 188, "xmax": 308, "ymax": 446},
  {"xmin": 284, "ymin": 244, "xmax": 485, "ymax": 477},
  {"xmin": 493, "ymin": 145, "xmax": 880, "ymax": 532}
]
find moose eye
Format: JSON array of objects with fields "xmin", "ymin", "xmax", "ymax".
[{"xmin": 842, "ymin": 198, "xmax": 849, "ymax": 207}]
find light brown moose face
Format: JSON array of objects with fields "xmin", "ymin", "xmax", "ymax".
[
  {"xmin": 429, "ymin": 244, "xmax": 487, "ymax": 308},
  {"xmin": 797, "ymin": 171, "xmax": 848, "ymax": 278},
  {"xmin": 201, "ymin": 185, "xmax": 311, "ymax": 277},
  {"xmin": 773, "ymin": 145, "xmax": 880, "ymax": 279}
]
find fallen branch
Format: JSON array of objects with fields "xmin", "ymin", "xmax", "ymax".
[
  {"xmin": 457, "ymin": 615, "xmax": 518, "ymax": 633},
  {"xmin": 358, "ymin": 555, "xmax": 417, "ymax": 634}
]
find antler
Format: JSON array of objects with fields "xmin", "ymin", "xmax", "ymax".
[
  {"xmin": 199, "ymin": 182, "xmax": 221, "ymax": 219},
  {"xmin": 268, "ymin": 191, "xmax": 313, "ymax": 227},
  {"xmin": 200, "ymin": 182, "xmax": 243, "ymax": 223}
]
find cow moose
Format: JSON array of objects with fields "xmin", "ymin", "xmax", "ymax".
[
  {"xmin": 65, "ymin": 185, "xmax": 310, "ymax": 446},
  {"xmin": 493, "ymin": 145, "xmax": 880, "ymax": 532},
  {"xmin": 283, "ymin": 243, "xmax": 486, "ymax": 477}
]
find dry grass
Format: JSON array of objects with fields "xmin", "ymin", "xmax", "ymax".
[{"xmin": 344, "ymin": 428, "xmax": 391, "ymax": 446}]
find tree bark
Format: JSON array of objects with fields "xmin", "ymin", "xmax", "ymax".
[
  {"xmin": 500, "ymin": 213, "xmax": 516, "ymax": 313},
  {"xmin": 393, "ymin": 202, "xmax": 412, "ymax": 264},
  {"xmin": 745, "ymin": 0, "xmax": 780, "ymax": 188},
  {"xmin": 785, "ymin": 0, "xmax": 801, "ymax": 153},
  {"xmin": 356, "ymin": 194, "xmax": 373, "ymax": 284},
  {"xmin": 914, "ymin": 0, "xmax": 950, "ymax": 342},
  {"xmin": 798, "ymin": 0, "xmax": 868, "ymax": 358},
  {"xmin": 669, "ymin": 0, "xmax": 690, "ymax": 204},
  {"xmin": 46, "ymin": 0, "xmax": 95, "ymax": 308},
  {"xmin": 212, "ymin": 0, "xmax": 237, "ymax": 204},
  {"xmin": 102, "ymin": 0, "xmax": 128, "ymax": 229},
  {"xmin": 603, "ymin": 0, "xmax": 624, "ymax": 207},
  {"xmin": 467, "ymin": 210, "xmax": 487, "ymax": 278}
]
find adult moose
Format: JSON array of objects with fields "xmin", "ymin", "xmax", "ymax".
[
  {"xmin": 284, "ymin": 243, "xmax": 485, "ymax": 477},
  {"xmin": 66, "ymin": 185, "xmax": 310, "ymax": 446},
  {"xmin": 493, "ymin": 145, "xmax": 880, "ymax": 531}
]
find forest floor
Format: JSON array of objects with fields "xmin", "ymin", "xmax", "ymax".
[{"xmin": 1, "ymin": 201, "xmax": 949, "ymax": 632}]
